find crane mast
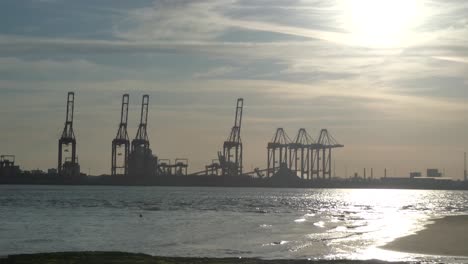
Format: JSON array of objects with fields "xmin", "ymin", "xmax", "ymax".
[
  {"xmin": 316, "ymin": 129, "xmax": 344, "ymax": 180},
  {"xmin": 111, "ymin": 94, "xmax": 130, "ymax": 176},
  {"xmin": 128, "ymin": 94, "xmax": 157, "ymax": 177},
  {"xmin": 267, "ymin": 128, "xmax": 291, "ymax": 177},
  {"xmin": 133, "ymin": 94, "xmax": 149, "ymax": 151},
  {"xmin": 58, "ymin": 92, "xmax": 79, "ymax": 176},
  {"xmin": 221, "ymin": 98, "xmax": 244, "ymax": 176}
]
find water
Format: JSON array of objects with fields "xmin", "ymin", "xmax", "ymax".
[{"xmin": 1, "ymin": 185, "xmax": 468, "ymax": 262}]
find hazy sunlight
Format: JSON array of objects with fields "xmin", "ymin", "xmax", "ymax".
[{"xmin": 342, "ymin": 0, "xmax": 426, "ymax": 47}]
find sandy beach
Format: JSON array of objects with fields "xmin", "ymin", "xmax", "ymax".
[{"xmin": 382, "ymin": 215, "xmax": 468, "ymax": 257}]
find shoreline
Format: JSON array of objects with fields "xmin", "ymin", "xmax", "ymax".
[
  {"xmin": 382, "ymin": 215, "xmax": 468, "ymax": 257},
  {"xmin": 1, "ymin": 179, "xmax": 468, "ymax": 191},
  {"xmin": 0, "ymin": 252, "xmax": 407, "ymax": 264}
]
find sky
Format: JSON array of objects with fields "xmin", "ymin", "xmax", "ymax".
[{"xmin": 0, "ymin": 0, "xmax": 467, "ymax": 178}]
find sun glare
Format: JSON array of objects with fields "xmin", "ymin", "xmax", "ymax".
[{"xmin": 342, "ymin": 0, "xmax": 425, "ymax": 47}]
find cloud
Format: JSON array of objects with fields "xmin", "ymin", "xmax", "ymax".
[
  {"xmin": 433, "ymin": 56, "xmax": 468, "ymax": 64},
  {"xmin": 113, "ymin": 0, "xmax": 232, "ymax": 41},
  {"xmin": 193, "ymin": 66, "xmax": 237, "ymax": 79},
  {"xmin": 1, "ymin": 0, "xmax": 468, "ymax": 176}
]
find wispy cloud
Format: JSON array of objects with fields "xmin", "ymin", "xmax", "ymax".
[{"xmin": 1, "ymin": 0, "xmax": 468, "ymax": 175}]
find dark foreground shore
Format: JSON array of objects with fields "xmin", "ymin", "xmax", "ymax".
[{"xmin": 0, "ymin": 252, "xmax": 407, "ymax": 264}]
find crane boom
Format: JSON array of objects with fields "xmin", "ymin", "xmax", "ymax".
[
  {"xmin": 120, "ymin": 94, "xmax": 129, "ymax": 125},
  {"xmin": 61, "ymin": 92, "xmax": 75, "ymax": 139},
  {"xmin": 135, "ymin": 94, "xmax": 149, "ymax": 142},
  {"xmin": 233, "ymin": 98, "xmax": 243, "ymax": 142},
  {"xmin": 112, "ymin": 94, "xmax": 131, "ymax": 176},
  {"xmin": 58, "ymin": 92, "xmax": 78, "ymax": 176}
]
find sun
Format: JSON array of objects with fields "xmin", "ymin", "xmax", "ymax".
[{"xmin": 341, "ymin": 0, "xmax": 425, "ymax": 48}]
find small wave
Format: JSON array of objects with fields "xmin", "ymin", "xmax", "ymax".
[
  {"xmin": 264, "ymin": 240, "xmax": 289, "ymax": 246},
  {"xmin": 246, "ymin": 209, "xmax": 269, "ymax": 214},
  {"xmin": 142, "ymin": 206, "xmax": 161, "ymax": 211},
  {"xmin": 223, "ymin": 249, "xmax": 252, "ymax": 255},
  {"xmin": 294, "ymin": 218, "xmax": 306, "ymax": 223},
  {"xmin": 345, "ymin": 223, "xmax": 367, "ymax": 229},
  {"xmin": 333, "ymin": 226, "xmax": 347, "ymax": 232},
  {"xmin": 313, "ymin": 221, "xmax": 325, "ymax": 227},
  {"xmin": 355, "ymin": 205, "xmax": 372, "ymax": 210},
  {"xmin": 23, "ymin": 238, "xmax": 56, "ymax": 243}
]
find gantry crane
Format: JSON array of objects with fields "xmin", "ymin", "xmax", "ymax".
[
  {"xmin": 220, "ymin": 98, "xmax": 244, "ymax": 176},
  {"xmin": 316, "ymin": 129, "xmax": 344, "ymax": 179},
  {"xmin": 58, "ymin": 92, "xmax": 79, "ymax": 176},
  {"xmin": 128, "ymin": 94, "xmax": 157, "ymax": 177},
  {"xmin": 289, "ymin": 128, "xmax": 319, "ymax": 180},
  {"xmin": 132, "ymin": 94, "xmax": 150, "ymax": 152},
  {"xmin": 267, "ymin": 128, "xmax": 291, "ymax": 177},
  {"xmin": 111, "ymin": 94, "xmax": 130, "ymax": 176}
]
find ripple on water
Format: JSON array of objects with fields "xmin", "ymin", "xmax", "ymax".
[
  {"xmin": 314, "ymin": 221, "xmax": 325, "ymax": 227},
  {"xmin": 1, "ymin": 186, "xmax": 467, "ymax": 263},
  {"xmin": 263, "ymin": 240, "xmax": 290, "ymax": 246}
]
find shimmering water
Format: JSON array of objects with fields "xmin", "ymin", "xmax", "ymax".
[{"xmin": 1, "ymin": 185, "xmax": 468, "ymax": 262}]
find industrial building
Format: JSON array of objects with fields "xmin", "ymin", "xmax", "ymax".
[{"xmin": 0, "ymin": 155, "xmax": 20, "ymax": 177}]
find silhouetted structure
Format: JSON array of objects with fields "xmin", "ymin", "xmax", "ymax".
[
  {"xmin": 316, "ymin": 129, "xmax": 344, "ymax": 180},
  {"xmin": 203, "ymin": 159, "xmax": 221, "ymax": 176},
  {"xmin": 58, "ymin": 92, "xmax": 79, "ymax": 177},
  {"xmin": 267, "ymin": 128, "xmax": 291, "ymax": 177},
  {"xmin": 266, "ymin": 128, "xmax": 343, "ymax": 181},
  {"xmin": 268, "ymin": 162, "xmax": 302, "ymax": 187},
  {"xmin": 289, "ymin": 128, "xmax": 320, "ymax": 180},
  {"xmin": 427, "ymin": 169, "xmax": 442, "ymax": 177},
  {"xmin": 128, "ymin": 95, "xmax": 158, "ymax": 177},
  {"xmin": 157, "ymin": 159, "xmax": 171, "ymax": 175},
  {"xmin": 0, "ymin": 155, "xmax": 20, "ymax": 177},
  {"xmin": 465, "ymin": 152, "xmax": 467, "ymax": 181},
  {"xmin": 157, "ymin": 158, "xmax": 189, "ymax": 176},
  {"xmin": 111, "ymin": 94, "xmax": 130, "ymax": 176},
  {"xmin": 174, "ymin": 159, "xmax": 188, "ymax": 176},
  {"xmin": 219, "ymin": 98, "xmax": 244, "ymax": 176},
  {"xmin": 410, "ymin": 172, "xmax": 422, "ymax": 178}
]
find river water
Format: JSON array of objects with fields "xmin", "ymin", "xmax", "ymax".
[{"xmin": 0, "ymin": 185, "xmax": 467, "ymax": 262}]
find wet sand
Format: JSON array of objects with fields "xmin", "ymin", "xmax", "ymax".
[{"xmin": 382, "ymin": 215, "xmax": 468, "ymax": 257}]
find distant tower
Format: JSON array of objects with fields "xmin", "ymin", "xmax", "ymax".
[
  {"xmin": 220, "ymin": 98, "xmax": 244, "ymax": 176},
  {"xmin": 58, "ymin": 92, "xmax": 79, "ymax": 177},
  {"xmin": 333, "ymin": 161, "xmax": 336, "ymax": 178},
  {"xmin": 464, "ymin": 152, "xmax": 467, "ymax": 181},
  {"xmin": 267, "ymin": 128, "xmax": 291, "ymax": 177},
  {"xmin": 289, "ymin": 128, "xmax": 315, "ymax": 180},
  {"xmin": 132, "ymin": 95, "xmax": 150, "ymax": 153},
  {"xmin": 316, "ymin": 129, "xmax": 344, "ymax": 180},
  {"xmin": 128, "ymin": 94, "xmax": 157, "ymax": 177},
  {"xmin": 111, "ymin": 94, "xmax": 130, "ymax": 176}
]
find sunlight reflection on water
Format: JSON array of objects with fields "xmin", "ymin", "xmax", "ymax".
[{"xmin": 0, "ymin": 186, "xmax": 467, "ymax": 262}]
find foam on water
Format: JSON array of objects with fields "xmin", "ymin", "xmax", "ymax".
[{"xmin": 0, "ymin": 185, "xmax": 468, "ymax": 262}]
